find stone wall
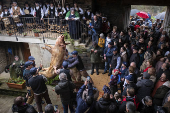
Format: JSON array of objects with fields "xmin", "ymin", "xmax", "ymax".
[{"xmin": 0, "ymin": 46, "xmax": 7, "ymax": 73}]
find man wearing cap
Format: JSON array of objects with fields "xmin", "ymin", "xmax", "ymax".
[
  {"xmin": 1, "ymin": 6, "xmax": 10, "ymax": 18},
  {"xmin": 28, "ymin": 56, "xmax": 42, "ymax": 70},
  {"xmin": 89, "ymin": 41, "xmax": 102, "ymax": 75},
  {"xmin": 103, "ymin": 41, "xmax": 114, "ymax": 74},
  {"xmin": 66, "ymin": 51, "xmax": 88, "ymax": 82},
  {"xmin": 136, "ymin": 72, "xmax": 154, "ymax": 102},
  {"xmin": 108, "ymin": 47, "xmax": 121, "ymax": 76},
  {"xmin": 23, "ymin": 61, "xmax": 34, "ymax": 104},
  {"xmin": 28, "ymin": 67, "xmax": 52, "ymax": 113},
  {"xmin": 9, "ymin": 56, "xmax": 24, "ymax": 78},
  {"xmin": 10, "ymin": 1, "xmax": 23, "ymax": 16},
  {"xmin": 53, "ymin": 61, "xmax": 75, "ymax": 81},
  {"xmin": 129, "ymin": 46, "xmax": 140, "ymax": 65},
  {"xmin": 122, "ymin": 74, "xmax": 137, "ymax": 97}
]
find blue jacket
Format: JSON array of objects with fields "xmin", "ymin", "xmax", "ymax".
[
  {"xmin": 104, "ymin": 46, "xmax": 114, "ymax": 59},
  {"xmin": 76, "ymin": 84, "xmax": 94, "ymax": 113}
]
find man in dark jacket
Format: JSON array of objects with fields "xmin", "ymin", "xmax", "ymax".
[
  {"xmin": 28, "ymin": 67, "xmax": 52, "ymax": 113},
  {"xmin": 122, "ymin": 74, "xmax": 137, "ymax": 97},
  {"xmin": 89, "ymin": 42, "xmax": 102, "ymax": 75},
  {"xmin": 90, "ymin": 15, "xmax": 101, "ymax": 43},
  {"xmin": 103, "ymin": 42, "xmax": 114, "ymax": 74},
  {"xmin": 53, "ymin": 61, "xmax": 74, "ymax": 81},
  {"xmin": 12, "ymin": 96, "xmax": 37, "ymax": 113},
  {"xmin": 67, "ymin": 51, "xmax": 88, "ymax": 81},
  {"xmin": 23, "ymin": 61, "xmax": 33, "ymax": 104},
  {"xmin": 152, "ymin": 72, "xmax": 170, "ymax": 106},
  {"xmin": 130, "ymin": 46, "xmax": 140, "ymax": 65},
  {"xmin": 108, "ymin": 47, "xmax": 121, "ymax": 76},
  {"xmin": 119, "ymin": 87, "xmax": 139, "ymax": 113},
  {"xmin": 125, "ymin": 62, "xmax": 141, "ymax": 78},
  {"xmin": 95, "ymin": 93, "xmax": 117, "ymax": 113},
  {"xmin": 156, "ymin": 63, "xmax": 170, "ymax": 81},
  {"xmin": 55, "ymin": 73, "xmax": 75, "ymax": 113},
  {"xmin": 76, "ymin": 78, "xmax": 95, "ymax": 113},
  {"xmin": 136, "ymin": 72, "xmax": 154, "ymax": 102}
]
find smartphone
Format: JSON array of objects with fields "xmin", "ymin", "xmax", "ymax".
[
  {"xmin": 54, "ymin": 105, "xmax": 58, "ymax": 111},
  {"xmin": 27, "ymin": 90, "xmax": 31, "ymax": 96}
]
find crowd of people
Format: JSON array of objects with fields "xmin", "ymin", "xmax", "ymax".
[{"xmin": 4, "ymin": 1, "xmax": 170, "ymax": 113}]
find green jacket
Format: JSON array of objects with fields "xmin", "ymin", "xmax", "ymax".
[
  {"xmin": 9, "ymin": 60, "xmax": 24, "ymax": 79},
  {"xmin": 65, "ymin": 11, "xmax": 80, "ymax": 19},
  {"xmin": 88, "ymin": 46, "xmax": 102, "ymax": 63}
]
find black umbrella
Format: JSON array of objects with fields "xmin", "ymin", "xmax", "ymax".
[{"xmin": 130, "ymin": 9, "xmax": 140, "ymax": 16}]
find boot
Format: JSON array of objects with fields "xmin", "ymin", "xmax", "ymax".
[
  {"xmin": 108, "ymin": 73, "xmax": 112, "ymax": 76},
  {"xmin": 91, "ymin": 71, "xmax": 94, "ymax": 75},
  {"xmin": 102, "ymin": 71, "xmax": 107, "ymax": 74}
]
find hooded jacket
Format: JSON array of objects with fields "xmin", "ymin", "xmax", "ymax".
[
  {"xmin": 55, "ymin": 80, "xmax": 75, "ymax": 104},
  {"xmin": 95, "ymin": 98, "xmax": 117, "ymax": 113},
  {"xmin": 153, "ymin": 81, "xmax": 170, "ymax": 106},
  {"xmin": 136, "ymin": 79, "xmax": 154, "ymax": 101}
]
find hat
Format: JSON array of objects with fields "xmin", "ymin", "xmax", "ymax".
[
  {"xmin": 3, "ymin": 6, "xmax": 8, "ymax": 9},
  {"xmin": 30, "ymin": 67, "xmax": 38, "ymax": 75},
  {"xmin": 123, "ymin": 62, "xmax": 128, "ymax": 67},
  {"xmin": 24, "ymin": 61, "xmax": 33, "ymax": 67},
  {"xmin": 133, "ymin": 46, "xmax": 138, "ymax": 50},
  {"xmin": 14, "ymin": 55, "xmax": 19, "ymax": 58},
  {"xmin": 113, "ymin": 47, "xmax": 118, "ymax": 51},
  {"xmin": 102, "ymin": 85, "xmax": 111, "ymax": 94},
  {"xmin": 100, "ymin": 33, "xmax": 104, "ymax": 38},
  {"xmin": 62, "ymin": 61, "xmax": 68, "ymax": 69},
  {"xmin": 125, "ymin": 75, "xmax": 134, "ymax": 82},
  {"xmin": 25, "ymin": 2, "xmax": 29, "ymax": 5},
  {"xmin": 108, "ymin": 41, "xmax": 114, "ymax": 45},
  {"xmin": 71, "ymin": 51, "xmax": 78, "ymax": 55},
  {"xmin": 28, "ymin": 56, "xmax": 35, "ymax": 61},
  {"xmin": 143, "ymin": 72, "xmax": 150, "ymax": 79}
]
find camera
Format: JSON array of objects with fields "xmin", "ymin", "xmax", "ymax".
[{"xmin": 54, "ymin": 105, "xmax": 58, "ymax": 112}]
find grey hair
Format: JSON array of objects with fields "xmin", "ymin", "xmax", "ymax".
[
  {"xmin": 59, "ymin": 73, "xmax": 67, "ymax": 80},
  {"xmin": 143, "ymin": 96, "xmax": 152, "ymax": 103},
  {"xmin": 126, "ymin": 101, "xmax": 136, "ymax": 113},
  {"xmin": 45, "ymin": 104, "xmax": 54, "ymax": 113}
]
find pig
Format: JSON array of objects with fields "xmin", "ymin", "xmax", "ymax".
[{"xmin": 39, "ymin": 35, "xmax": 69, "ymax": 78}]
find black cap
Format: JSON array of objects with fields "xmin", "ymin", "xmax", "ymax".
[
  {"xmin": 133, "ymin": 46, "xmax": 138, "ymax": 50},
  {"xmin": 108, "ymin": 41, "xmax": 114, "ymax": 45}
]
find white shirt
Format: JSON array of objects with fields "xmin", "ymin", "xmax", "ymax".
[
  {"xmin": 45, "ymin": 6, "xmax": 58, "ymax": 17},
  {"xmin": 1, "ymin": 12, "xmax": 9, "ymax": 18},
  {"xmin": 33, "ymin": 6, "xmax": 44, "ymax": 18},
  {"xmin": 57, "ymin": 7, "xmax": 66, "ymax": 15},
  {"xmin": 43, "ymin": 4, "xmax": 50, "ymax": 13},
  {"xmin": 73, "ymin": 7, "xmax": 83, "ymax": 14},
  {"xmin": 22, "ymin": 7, "xmax": 33, "ymax": 15},
  {"xmin": 10, "ymin": 6, "xmax": 24, "ymax": 15},
  {"xmin": 65, "ymin": 13, "xmax": 79, "ymax": 20},
  {"xmin": 83, "ymin": 11, "xmax": 93, "ymax": 20}
]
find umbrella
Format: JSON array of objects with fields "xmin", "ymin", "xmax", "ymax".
[
  {"xmin": 156, "ymin": 12, "xmax": 166, "ymax": 20},
  {"xmin": 130, "ymin": 9, "xmax": 140, "ymax": 16},
  {"xmin": 136, "ymin": 11, "xmax": 149, "ymax": 19}
]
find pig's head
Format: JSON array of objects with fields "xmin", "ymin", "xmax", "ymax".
[{"xmin": 55, "ymin": 35, "xmax": 69, "ymax": 49}]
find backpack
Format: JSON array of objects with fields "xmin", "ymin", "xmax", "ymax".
[{"xmin": 122, "ymin": 96, "xmax": 139, "ymax": 110}]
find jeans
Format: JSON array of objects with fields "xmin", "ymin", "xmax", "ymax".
[
  {"xmin": 109, "ymin": 67, "xmax": 113, "ymax": 74},
  {"xmin": 104, "ymin": 58, "xmax": 112, "ymax": 72},
  {"xmin": 62, "ymin": 103, "xmax": 74, "ymax": 113},
  {"xmin": 92, "ymin": 33, "xmax": 98, "ymax": 43},
  {"xmin": 34, "ymin": 90, "xmax": 52, "ymax": 112}
]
